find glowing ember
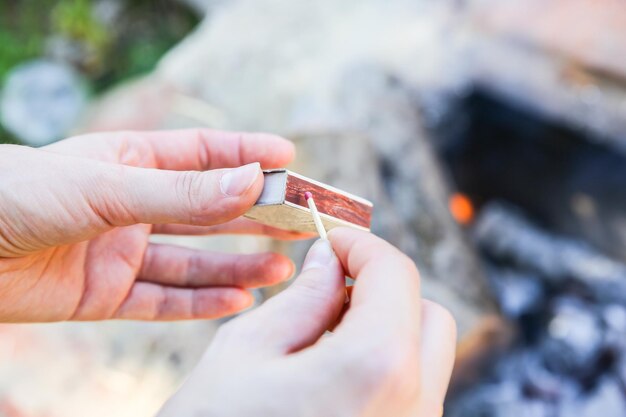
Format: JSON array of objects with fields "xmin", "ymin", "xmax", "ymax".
[{"xmin": 449, "ymin": 193, "xmax": 474, "ymax": 225}]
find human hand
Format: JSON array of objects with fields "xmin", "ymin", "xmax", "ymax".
[
  {"xmin": 159, "ymin": 228, "xmax": 457, "ymax": 417},
  {"xmin": 0, "ymin": 129, "xmax": 302, "ymax": 322}
]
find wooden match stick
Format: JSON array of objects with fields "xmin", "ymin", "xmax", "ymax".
[
  {"xmin": 304, "ymin": 191, "xmax": 328, "ymax": 240},
  {"xmin": 305, "ymin": 191, "xmax": 350, "ymax": 303}
]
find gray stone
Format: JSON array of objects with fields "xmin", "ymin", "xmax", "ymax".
[
  {"xmin": 475, "ymin": 202, "xmax": 626, "ymax": 304},
  {"xmin": 486, "ymin": 267, "xmax": 545, "ymax": 319},
  {"xmin": 559, "ymin": 378, "xmax": 626, "ymax": 417},
  {"xmin": 540, "ymin": 298, "xmax": 603, "ymax": 377},
  {"xmin": 0, "ymin": 59, "xmax": 86, "ymax": 146},
  {"xmin": 447, "ymin": 381, "xmax": 554, "ymax": 417}
]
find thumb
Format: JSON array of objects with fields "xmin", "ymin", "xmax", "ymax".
[
  {"xmin": 215, "ymin": 239, "xmax": 346, "ymax": 358},
  {"xmin": 0, "ymin": 146, "xmax": 263, "ymax": 256},
  {"xmin": 93, "ymin": 161, "xmax": 263, "ymax": 227}
]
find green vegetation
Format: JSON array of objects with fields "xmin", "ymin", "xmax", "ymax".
[
  {"xmin": 0, "ymin": 0, "xmax": 200, "ymax": 143},
  {"xmin": 0, "ymin": 2, "xmax": 51, "ymax": 82},
  {"xmin": 51, "ymin": 0, "xmax": 111, "ymax": 73}
]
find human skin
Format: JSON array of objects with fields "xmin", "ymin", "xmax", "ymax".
[
  {"xmin": 159, "ymin": 229, "xmax": 457, "ymax": 417},
  {"xmin": 0, "ymin": 130, "xmax": 456, "ymax": 415},
  {"xmin": 0, "ymin": 129, "xmax": 302, "ymax": 322}
]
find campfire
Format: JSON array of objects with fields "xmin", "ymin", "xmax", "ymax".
[
  {"xmin": 144, "ymin": 3, "xmax": 626, "ymax": 412},
  {"xmin": 3, "ymin": 1, "xmax": 626, "ymax": 415},
  {"xmin": 434, "ymin": 91, "xmax": 626, "ymax": 416}
]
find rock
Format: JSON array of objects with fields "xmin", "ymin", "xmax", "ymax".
[
  {"xmin": 616, "ymin": 355, "xmax": 626, "ymax": 392},
  {"xmin": 469, "ymin": 0, "xmax": 626, "ymax": 149},
  {"xmin": 496, "ymin": 350, "xmax": 581, "ymax": 403},
  {"xmin": 559, "ymin": 378, "xmax": 626, "ymax": 417},
  {"xmin": 539, "ymin": 298, "xmax": 603, "ymax": 377},
  {"xmin": 156, "ymin": 0, "xmax": 465, "ymax": 133},
  {"xmin": 475, "ymin": 202, "xmax": 626, "ymax": 304},
  {"xmin": 601, "ymin": 304, "xmax": 626, "ymax": 355},
  {"xmin": 447, "ymin": 381, "xmax": 554, "ymax": 417},
  {"xmin": 486, "ymin": 266, "xmax": 545, "ymax": 320},
  {"xmin": 78, "ymin": 75, "xmax": 178, "ymax": 132},
  {"xmin": 0, "ymin": 59, "xmax": 86, "ymax": 146}
]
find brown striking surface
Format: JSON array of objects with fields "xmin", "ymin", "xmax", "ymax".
[{"xmin": 284, "ymin": 174, "xmax": 372, "ymax": 228}]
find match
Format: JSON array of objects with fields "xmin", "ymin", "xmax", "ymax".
[
  {"xmin": 304, "ymin": 191, "xmax": 350, "ymax": 303},
  {"xmin": 304, "ymin": 191, "xmax": 327, "ymax": 240}
]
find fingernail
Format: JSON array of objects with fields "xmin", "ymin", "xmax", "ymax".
[
  {"xmin": 302, "ymin": 239, "xmax": 334, "ymax": 271},
  {"xmin": 220, "ymin": 162, "xmax": 261, "ymax": 196}
]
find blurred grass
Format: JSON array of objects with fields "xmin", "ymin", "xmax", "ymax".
[
  {"xmin": 0, "ymin": 0, "xmax": 200, "ymax": 144},
  {"xmin": 0, "ymin": 2, "xmax": 50, "ymax": 82}
]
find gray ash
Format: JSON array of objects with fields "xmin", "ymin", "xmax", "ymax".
[
  {"xmin": 445, "ymin": 203, "xmax": 626, "ymax": 417},
  {"xmin": 436, "ymin": 92, "xmax": 626, "ymax": 416}
]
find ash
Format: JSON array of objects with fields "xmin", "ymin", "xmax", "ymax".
[{"xmin": 447, "ymin": 203, "xmax": 626, "ymax": 417}]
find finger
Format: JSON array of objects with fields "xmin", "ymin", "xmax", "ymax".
[
  {"xmin": 144, "ymin": 129, "xmax": 295, "ymax": 170},
  {"xmin": 0, "ymin": 148, "xmax": 264, "ymax": 255},
  {"xmin": 326, "ymin": 228, "xmax": 421, "ymax": 344},
  {"xmin": 138, "ymin": 243, "xmax": 294, "ymax": 288},
  {"xmin": 112, "ymin": 282, "xmax": 254, "ymax": 320},
  {"xmin": 328, "ymin": 284, "xmax": 353, "ymax": 332},
  {"xmin": 214, "ymin": 239, "xmax": 346, "ymax": 357},
  {"xmin": 46, "ymin": 129, "xmax": 295, "ymax": 170},
  {"xmin": 152, "ymin": 218, "xmax": 314, "ymax": 240},
  {"xmin": 416, "ymin": 300, "xmax": 457, "ymax": 417},
  {"xmin": 91, "ymin": 161, "xmax": 264, "ymax": 227}
]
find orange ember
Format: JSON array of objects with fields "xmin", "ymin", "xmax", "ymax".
[{"xmin": 449, "ymin": 193, "xmax": 474, "ymax": 225}]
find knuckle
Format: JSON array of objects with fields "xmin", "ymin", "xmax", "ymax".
[
  {"xmin": 89, "ymin": 164, "xmax": 135, "ymax": 226},
  {"xmin": 424, "ymin": 300, "xmax": 458, "ymax": 341},
  {"xmin": 396, "ymin": 252, "xmax": 419, "ymax": 274},
  {"xmin": 174, "ymin": 171, "xmax": 208, "ymax": 222},
  {"xmin": 234, "ymin": 133, "xmax": 245, "ymax": 166},
  {"xmin": 185, "ymin": 252, "xmax": 206, "ymax": 285},
  {"xmin": 195, "ymin": 130, "xmax": 213, "ymax": 169},
  {"xmin": 394, "ymin": 252, "xmax": 421, "ymax": 288},
  {"xmin": 118, "ymin": 132, "xmax": 156, "ymax": 167}
]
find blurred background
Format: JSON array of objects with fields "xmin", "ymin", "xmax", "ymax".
[{"xmin": 1, "ymin": 0, "xmax": 626, "ymax": 416}]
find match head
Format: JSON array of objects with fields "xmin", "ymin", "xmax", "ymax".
[{"xmin": 304, "ymin": 191, "xmax": 313, "ymax": 201}]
